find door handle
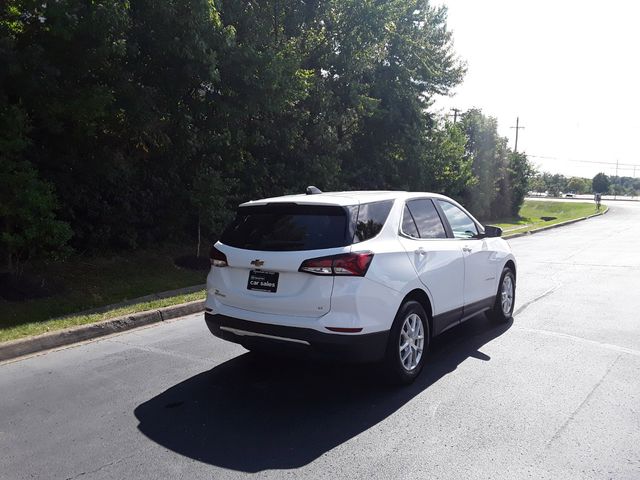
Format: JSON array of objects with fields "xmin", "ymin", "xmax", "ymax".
[
  {"xmin": 462, "ymin": 246, "xmax": 472, "ymax": 253},
  {"xmin": 416, "ymin": 247, "xmax": 427, "ymax": 256}
]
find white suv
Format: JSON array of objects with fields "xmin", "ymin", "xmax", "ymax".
[{"xmin": 205, "ymin": 189, "xmax": 516, "ymax": 383}]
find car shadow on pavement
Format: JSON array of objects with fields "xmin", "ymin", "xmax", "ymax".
[{"xmin": 134, "ymin": 314, "xmax": 511, "ymax": 472}]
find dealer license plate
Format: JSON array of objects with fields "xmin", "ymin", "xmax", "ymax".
[{"xmin": 247, "ymin": 270, "xmax": 279, "ymax": 293}]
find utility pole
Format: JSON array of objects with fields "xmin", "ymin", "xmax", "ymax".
[
  {"xmin": 450, "ymin": 108, "xmax": 461, "ymax": 124},
  {"xmin": 615, "ymin": 159, "xmax": 619, "ymax": 200},
  {"xmin": 510, "ymin": 117, "xmax": 525, "ymax": 153}
]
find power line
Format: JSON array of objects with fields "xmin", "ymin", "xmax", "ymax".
[
  {"xmin": 528, "ymin": 154, "xmax": 640, "ymax": 169},
  {"xmin": 528, "ymin": 154, "xmax": 640, "ymax": 177}
]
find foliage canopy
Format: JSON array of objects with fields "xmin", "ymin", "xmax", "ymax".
[{"xmin": 1, "ymin": 0, "xmax": 533, "ymax": 268}]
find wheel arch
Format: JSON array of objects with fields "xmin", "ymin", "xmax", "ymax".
[
  {"xmin": 400, "ymin": 288, "xmax": 434, "ymax": 338},
  {"xmin": 504, "ymin": 259, "xmax": 516, "ymax": 280}
]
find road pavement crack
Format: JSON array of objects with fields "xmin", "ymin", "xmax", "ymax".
[
  {"xmin": 546, "ymin": 354, "xmax": 621, "ymax": 447},
  {"xmin": 106, "ymin": 338, "xmax": 212, "ymax": 365},
  {"xmin": 514, "ymin": 284, "xmax": 559, "ymax": 317},
  {"xmin": 64, "ymin": 452, "xmax": 139, "ymax": 480}
]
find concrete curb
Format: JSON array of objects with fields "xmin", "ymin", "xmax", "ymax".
[
  {"xmin": 0, "ymin": 299, "xmax": 205, "ymax": 362},
  {"xmin": 505, "ymin": 206, "xmax": 609, "ymax": 239}
]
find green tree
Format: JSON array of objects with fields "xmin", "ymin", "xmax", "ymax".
[
  {"xmin": 567, "ymin": 177, "xmax": 585, "ymax": 193},
  {"xmin": 544, "ymin": 173, "xmax": 567, "ymax": 197},
  {"xmin": 0, "ymin": 0, "xmax": 485, "ymax": 258},
  {"xmin": 336, "ymin": 1, "xmax": 466, "ymax": 190},
  {"xmin": 419, "ymin": 122, "xmax": 474, "ymax": 198},
  {"xmin": 0, "ymin": 11, "xmax": 71, "ymax": 273},
  {"xmin": 2, "ymin": 0, "xmax": 135, "ymax": 248},
  {"xmin": 592, "ymin": 172, "xmax": 610, "ymax": 193},
  {"xmin": 506, "ymin": 151, "xmax": 535, "ymax": 216},
  {"xmin": 459, "ymin": 109, "xmax": 533, "ymax": 219},
  {"xmin": 0, "ymin": 160, "xmax": 72, "ymax": 275},
  {"xmin": 460, "ymin": 110, "xmax": 507, "ymax": 218},
  {"xmin": 528, "ymin": 175, "xmax": 546, "ymax": 193}
]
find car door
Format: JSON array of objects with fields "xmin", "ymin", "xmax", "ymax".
[
  {"xmin": 435, "ymin": 199, "xmax": 498, "ymax": 314},
  {"xmin": 397, "ymin": 198, "xmax": 465, "ymax": 335}
]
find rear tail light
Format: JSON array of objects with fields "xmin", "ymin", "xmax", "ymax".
[
  {"xmin": 209, "ymin": 246, "xmax": 228, "ymax": 267},
  {"xmin": 299, "ymin": 252, "xmax": 374, "ymax": 277}
]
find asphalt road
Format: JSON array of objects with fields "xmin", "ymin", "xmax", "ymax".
[{"xmin": 2, "ymin": 202, "xmax": 639, "ymax": 479}]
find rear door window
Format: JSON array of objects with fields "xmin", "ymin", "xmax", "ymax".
[
  {"xmin": 406, "ymin": 199, "xmax": 447, "ymax": 239},
  {"xmin": 401, "ymin": 205, "xmax": 420, "ymax": 238},
  {"xmin": 351, "ymin": 200, "xmax": 394, "ymax": 243},
  {"xmin": 221, "ymin": 204, "xmax": 350, "ymax": 251}
]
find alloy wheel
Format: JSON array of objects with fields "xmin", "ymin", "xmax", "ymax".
[
  {"xmin": 501, "ymin": 275, "xmax": 514, "ymax": 316},
  {"xmin": 399, "ymin": 313, "xmax": 425, "ymax": 371}
]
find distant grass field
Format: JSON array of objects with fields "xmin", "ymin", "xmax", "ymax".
[
  {"xmin": 0, "ymin": 247, "xmax": 206, "ymax": 343},
  {"xmin": 490, "ymin": 200, "xmax": 604, "ymax": 236}
]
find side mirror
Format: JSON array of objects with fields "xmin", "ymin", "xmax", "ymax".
[{"xmin": 483, "ymin": 225, "xmax": 503, "ymax": 238}]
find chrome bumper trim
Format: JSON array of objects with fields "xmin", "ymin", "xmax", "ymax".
[{"xmin": 219, "ymin": 326, "xmax": 311, "ymax": 346}]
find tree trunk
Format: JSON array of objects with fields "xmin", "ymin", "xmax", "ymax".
[{"xmin": 196, "ymin": 216, "xmax": 201, "ymax": 258}]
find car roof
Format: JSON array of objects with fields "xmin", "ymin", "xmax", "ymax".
[{"xmin": 239, "ymin": 190, "xmax": 452, "ymax": 207}]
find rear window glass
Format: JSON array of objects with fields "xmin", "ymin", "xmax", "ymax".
[
  {"xmin": 350, "ymin": 200, "xmax": 394, "ymax": 243},
  {"xmin": 221, "ymin": 204, "xmax": 350, "ymax": 251}
]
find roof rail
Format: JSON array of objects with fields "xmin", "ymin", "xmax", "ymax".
[{"xmin": 306, "ymin": 186, "xmax": 323, "ymax": 195}]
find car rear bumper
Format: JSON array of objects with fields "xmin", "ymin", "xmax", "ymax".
[{"xmin": 204, "ymin": 312, "xmax": 388, "ymax": 363}]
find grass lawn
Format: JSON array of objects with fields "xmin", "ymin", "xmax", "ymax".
[
  {"xmin": 489, "ymin": 200, "xmax": 604, "ymax": 237},
  {"xmin": 0, "ymin": 247, "xmax": 207, "ymax": 343},
  {"xmin": 0, "ymin": 290, "xmax": 205, "ymax": 343}
]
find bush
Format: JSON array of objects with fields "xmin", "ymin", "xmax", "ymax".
[{"xmin": 0, "ymin": 160, "xmax": 72, "ymax": 275}]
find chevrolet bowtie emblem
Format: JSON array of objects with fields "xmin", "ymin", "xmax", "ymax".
[{"xmin": 250, "ymin": 259, "xmax": 265, "ymax": 267}]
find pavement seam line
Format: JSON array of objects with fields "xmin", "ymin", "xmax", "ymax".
[
  {"xmin": 106, "ymin": 338, "xmax": 213, "ymax": 365},
  {"xmin": 514, "ymin": 327, "xmax": 640, "ymax": 357},
  {"xmin": 513, "ymin": 284, "xmax": 560, "ymax": 317},
  {"xmin": 546, "ymin": 354, "xmax": 622, "ymax": 447}
]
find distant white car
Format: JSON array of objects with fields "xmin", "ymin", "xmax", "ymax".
[{"xmin": 205, "ymin": 189, "xmax": 516, "ymax": 383}]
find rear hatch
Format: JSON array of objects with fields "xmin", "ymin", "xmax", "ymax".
[{"xmin": 212, "ymin": 203, "xmax": 354, "ymax": 318}]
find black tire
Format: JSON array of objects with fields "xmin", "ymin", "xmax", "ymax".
[
  {"xmin": 383, "ymin": 300, "xmax": 430, "ymax": 385},
  {"xmin": 487, "ymin": 267, "xmax": 516, "ymax": 323}
]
